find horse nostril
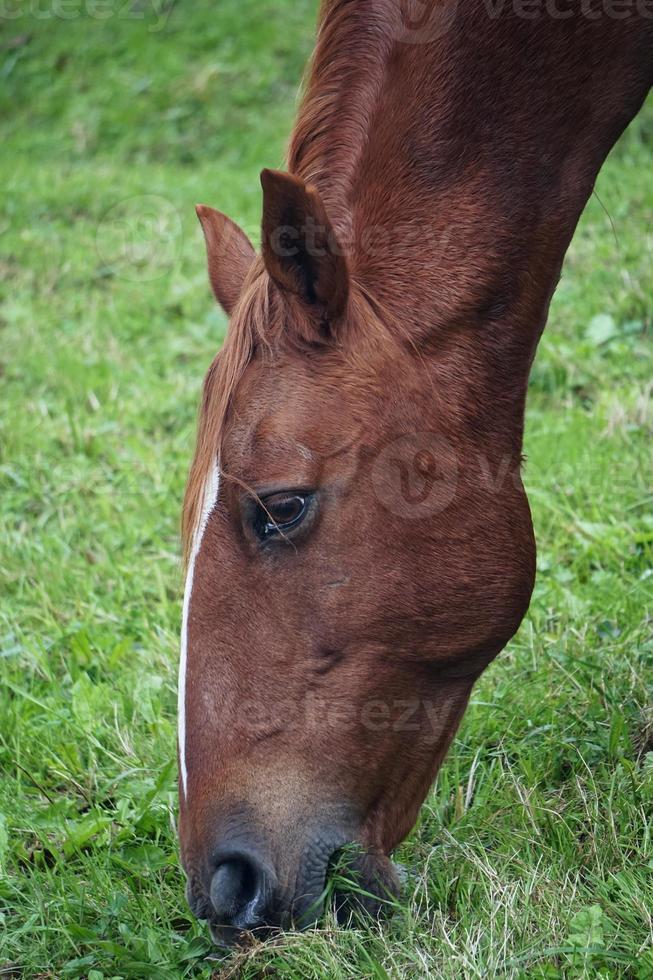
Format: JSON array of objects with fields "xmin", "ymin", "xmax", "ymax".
[{"xmin": 209, "ymin": 855, "xmax": 265, "ymax": 930}]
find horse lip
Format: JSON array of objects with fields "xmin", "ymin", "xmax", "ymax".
[
  {"xmin": 289, "ymin": 829, "xmax": 357, "ymax": 929},
  {"xmin": 208, "ymin": 919, "xmax": 276, "ymax": 949}
]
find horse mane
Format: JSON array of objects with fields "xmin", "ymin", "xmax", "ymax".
[
  {"xmin": 181, "ymin": 262, "xmax": 271, "ymax": 563},
  {"xmin": 287, "ymin": 0, "xmax": 395, "ymax": 227}
]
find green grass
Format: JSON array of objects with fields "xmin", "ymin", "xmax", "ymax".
[{"xmin": 0, "ymin": 2, "xmax": 651, "ymax": 976}]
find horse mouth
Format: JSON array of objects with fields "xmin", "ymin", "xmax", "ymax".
[{"xmin": 326, "ymin": 847, "xmax": 404, "ymax": 925}]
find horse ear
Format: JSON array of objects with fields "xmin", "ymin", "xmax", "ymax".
[
  {"xmin": 260, "ymin": 169, "xmax": 348, "ymax": 323},
  {"xmin": 195, "ymin": 205, "xmax": 256, "ymax": 316}
]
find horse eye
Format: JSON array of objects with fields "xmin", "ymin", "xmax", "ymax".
[{"xmin": 255, "ymin": 493, "xmax": 309, "ymax": 540}]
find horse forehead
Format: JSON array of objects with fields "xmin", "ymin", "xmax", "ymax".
[
  {"xmin": 224, "ymin": 404, "xmax": 337, "ymax": 477},
  {"xmin": 226, "ymin": 356, "xmax": 356, "ymax": 453}
]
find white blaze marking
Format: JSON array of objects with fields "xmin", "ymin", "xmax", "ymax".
[{"xmin": 178, "ymin": 460, "xmax": 220, "ymax": 799}]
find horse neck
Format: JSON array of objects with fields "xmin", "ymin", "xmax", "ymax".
[{"xmin": 288, "ymin": 0, "xmax": 652, "ymax": 444}]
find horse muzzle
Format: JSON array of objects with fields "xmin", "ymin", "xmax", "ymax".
[{"xmin": 183, "ymin": 816, "xmax": 400, "ymax": 946}]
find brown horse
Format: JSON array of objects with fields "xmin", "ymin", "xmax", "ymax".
[{"xmin": 178, "ymin": 0, "xmax": 652, "ymax": 945}]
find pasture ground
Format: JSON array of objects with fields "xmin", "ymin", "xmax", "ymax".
[{"xmin": 0, "ymin": 1, "xmax": 651, "ymax": 976}]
